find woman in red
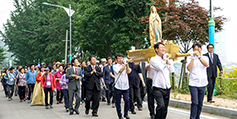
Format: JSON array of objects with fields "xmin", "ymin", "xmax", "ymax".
[{"xmin": 41, "ymin": 67, "xmax": 56, "ymax": 109}]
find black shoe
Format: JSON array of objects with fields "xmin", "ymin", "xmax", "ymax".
[
  {"xmin": 131, "ymin": 110, "xmax": 136, "ymax": 114},
  {"xmin": 74, "ymin": 110, "xmax": 79, "ymax": 114},
  {"xmin": 119, "ymin": 116, "xmax": 124, "ymax": 119},
  {"xmin": 92, "ymin": 113, "xmax": 98, "ymax": 117},
  {"xmin": 45, "ymin": 106, "xmax": 49, "ymax": 109},
  {"xmin": 69, "ymin": 110, "xmax": 74, "ymax": 115},
  {"xmin": 102, "ymin": 98, "xmax": 106, "ymax": 102},
  {"xmin": 107, "ymin": 103, "xmax": 111, "ymax": 105},
  {"xmin": 85, "ymin": 110, "xmax": 89, "ymax": 115},
  {"xmin": 150, "ymin": 115, "xmax": 155, "ymax": 119},
  {"xmin": 66, "ymin": 108, "xmax": 69, "ymax": 112},
  {"xmin": 124, "ymin": 114, "xmax": 130, "ymax": 119},
  {"xmin": 208, "ymin": 100, "xmax": 215, "ymax": 103}
]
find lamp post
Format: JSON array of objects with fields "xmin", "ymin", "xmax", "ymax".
[
  {"xmin": 42, "ymin": 2, "xmax": 75, "ymax": 62},
  {"xmin": 209, "ymin": 0, "xmax": 215, "ymax": 52}
]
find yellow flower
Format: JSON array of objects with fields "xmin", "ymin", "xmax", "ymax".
[{"xmin": 233, "ymin": 81, "xmax": 237, "ymax": 85}]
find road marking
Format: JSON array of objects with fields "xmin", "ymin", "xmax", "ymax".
[{"xmin": 143, "ymin": 102, "xmax": 219, "ymax": 119}]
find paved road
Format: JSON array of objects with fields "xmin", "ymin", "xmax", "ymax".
[{"xmin": 0, "ymin": 89, "xmax": 229, "ymax": 119}]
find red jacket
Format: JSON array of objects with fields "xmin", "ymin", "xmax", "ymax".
[{"xmin": 41, "ymin": 73, "xmax": 56, "ymax": 90}]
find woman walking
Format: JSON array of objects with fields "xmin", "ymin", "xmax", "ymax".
[
  {"xmin": 54, "ymin": 65, "xmax": 64, "ymax": 104},
  {"xmin": 41, "ymin": 67, "xmax": 56, "ymax": 109},
  {"xmin": 15, "ymin": 68, "xmax": 26, "ymax": 102},
  {"xmin": 59, "ymin": 66, "xmax": 69, "ymax": 112},
  {"xmin": 5, "ymin": 67, "xmax": 15, "ymax": 101},
  {"xmin": 31, "ymin": 66, "xmax": 46, "ymax": 105}
]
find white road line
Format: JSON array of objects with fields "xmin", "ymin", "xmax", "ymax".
[{"xmin": 143, "ymin": 102, "xmax": 220, "ymax": 119}]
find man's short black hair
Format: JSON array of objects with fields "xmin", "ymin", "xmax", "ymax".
[
  {"xmin": 81, "ymin": 60, "xmax": 86, "ymax": 64},
  {"xmin": 89, "ymin": 55, "xmax": 96, "ymax": 61},
  {"xmin": 107, "ymin": 57, "xmax": 112, "ymax": 60},
  {"xmin": 71, "ymin": 58, "xmax": 77, "ymax": 64},
  {"xmin": 30, "ymin": 64, "xmax": 35, "ymax": 67},
  {"xmin": 207, "ymin": 44, "xmax": 214, "ymax": 49},
  {"xmin": 154, "ymin": 42, "xmax": 164, "ymax": 53},
  {"xmin": 9, "ymin": 67, "xmax": 14, "ymax": 71},
  {"xmin": 192, "ymin": 42, "xmax": 202, "ymax": 49},
  {"xmin": 115, "ymin": 53, "xmax": 123, "ymax": 59}
]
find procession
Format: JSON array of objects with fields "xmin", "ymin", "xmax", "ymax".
[{"xmin": 0, "ymin": 0, "xmax": 236, "ymax": 119}]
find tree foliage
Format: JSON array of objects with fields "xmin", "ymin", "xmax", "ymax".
[
  {"xmin": 74, "ymin": 0, "xmax": 154, "ymax": 59},
  {"xmin": 1, "ymin": 0, "xmax": 79, "ymax": 65},
  {"xmin": 140, "ymin": 0, "xmax": 226, "ymax": 53},
  {"xmin": 0, "ymin": 47, "xmax": 7, "ymax": 64}
]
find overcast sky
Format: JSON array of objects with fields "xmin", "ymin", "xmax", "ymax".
[{"xmin": 0, "ymin": 0, "xmax": 236, "ymax": 63}]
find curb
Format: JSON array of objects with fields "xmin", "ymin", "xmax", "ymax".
[{"xmin": 169, "ymin": 99, "xmax": 237, "ymax": 118}]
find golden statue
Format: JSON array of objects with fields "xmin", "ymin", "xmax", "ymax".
[
  {"xmin": 126, "ymin": 6, "xmax": 199, "ymax": 64},
  {"xmin": 149, "ymin": 6, "xmax": 162, "ymax": 46}
]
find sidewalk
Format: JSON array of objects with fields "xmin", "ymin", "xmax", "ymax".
[{"xmin": 169, "ymin": 92, "xmax": 237, "ymax": 118}]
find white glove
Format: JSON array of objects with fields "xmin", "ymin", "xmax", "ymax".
[
  {"xmin": 124, "ymin": 60, "xmax": 128, "ymax": 65},
  {"xmin": 191, "ymin": 51, "xmax": 199, "ymax": 59},
  {"xmin": 163, "ymin": 53, "xmax": 169, "ymax": 60}
]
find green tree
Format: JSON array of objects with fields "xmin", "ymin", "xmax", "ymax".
[
  {"xmin": 0, "ymin": 47, "xmax": 7, "ymax": 64},
  {"xmin": 74, "ymin": 0, "xmax": 153, "ymax": 59},
  {"xmin": 1, "ymin": 0, "xmax": 79, "ymax": 65}
]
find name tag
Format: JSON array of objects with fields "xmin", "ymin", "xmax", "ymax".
[
  {"xmin": 10, "ymin": 78, "xmax": 14, "ymax": 81},
  {"xmin": 46, "ymin": 82, "xmax": 51, "ymax": 86}
]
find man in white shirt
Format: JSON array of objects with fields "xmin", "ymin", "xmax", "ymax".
[
  {"xmin": 113, "ymin": 53, "xmax": 131, "ymax": 119},
  {"xmin": 150, "ymin": 42, "xmax": 174, "ymax": 119},
  {"xmin": 187, "ymin": 43, "xmax": 209, "ymax": 119}
]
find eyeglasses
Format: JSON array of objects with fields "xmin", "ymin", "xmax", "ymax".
[{"xmin": 208, "ymin": 47, "xmax": 214, "ymax": 49}]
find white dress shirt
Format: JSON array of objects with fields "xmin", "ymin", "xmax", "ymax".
[
  {"xmin": 113, "ymin": 63, "xmax": 131, "ymax": 90},
  {"xmin": 187, "ymin": 56, "xmax": 209, "ymax": 87},
  {"xmin": 150, "ymin": 55, "xmax": 174, "ymax": 89}
]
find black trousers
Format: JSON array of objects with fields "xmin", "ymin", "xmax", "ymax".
[
  {"xmin": 153, "ymin": 87, "xmax": 170, "ymax": 119},
  {"xmin": 18, "ymin": 86, "xmax": 26, "ymax": 100},
  {"xmin": 7, "ymin": 85, "xmax": 14, "ymax": 98},
  {"xmin": 28, "ymin": 84, "xmax": 35, "ymax": 100},
  {"xmin": 140, "ymin": 80, "xmax": 146, "ymax": 100},
  {"xmin": 189, "ymin": 86, "xmax": 205, "ymax": 119},
  {"xmin": 129, "ymin": 85, "xmax": 142, "ymax": 111},
  {"xmin": 106, "ymin": 83, "xmax": 115, "ymax": 104},
  {"xmin": 81, "ymin": 81, "xmax": 86, "ymax": 101},
  {"xmin": 56, "ymin": 89, "xmax": 63, "ymax": 101},
  {"xmin": 85, "ymin": 84, "xmax": 100, "ymax": 114},
  {"xmin": 147, "ymin": 79, "xmax": 155, "ymax": 116},
  {"xmin": 115, "ymin": 88, "xmax": 129, "ymax": 117},
  {"xmin": 44, "ymin": 88, "xmax": 53, "ymax": 106},
  {"xmin": 207, "ymin": 76, "xmax": 216, "ymax": 101}
]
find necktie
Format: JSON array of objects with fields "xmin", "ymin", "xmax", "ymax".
[
  {"xmin": 75, "ymin": 67, "xmax": 77, "ymax": 75},
  {"xmin": 210, "ymin": 54, "xmax": 213, "ymax": 63}
]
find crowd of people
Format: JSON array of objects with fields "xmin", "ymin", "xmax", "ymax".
[{"xmin": 0, "ymin": 42, "xmax": 222, "ymax": 119}]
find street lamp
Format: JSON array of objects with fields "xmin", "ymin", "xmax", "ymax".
[{"xmin": 42, "ymin": 2, "xmax": 75, "ymax": 62}]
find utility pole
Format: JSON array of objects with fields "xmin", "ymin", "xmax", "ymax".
[{"xmin": 65, "ymin": 30, "xmax": 68, "ymax": 64}]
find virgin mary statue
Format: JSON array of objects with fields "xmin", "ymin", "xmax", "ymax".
[{"xmin": 149, "ymin": 6, "xmax": 162, "ymax": 46}]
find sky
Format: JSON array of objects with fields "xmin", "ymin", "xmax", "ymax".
[{"xmin": 0, "ymin": 0, "xmax": 236, "ymax": 63}]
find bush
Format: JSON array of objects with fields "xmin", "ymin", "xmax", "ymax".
[{"xmin": 215, "ymin": 67, "xmax": 237, "ymax": 99}]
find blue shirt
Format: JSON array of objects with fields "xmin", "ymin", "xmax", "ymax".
[
  {"xmin": 6, "ymin": 72, "xmax": 15, "ymax": 85},
  {"xmin": 81, "ymin": 67, "xmax": 85, "ymax": 81},
  {"xmin": 25, "ymin": 70, "xmax": 37, "ymax": 84},
  {"xmin": 14, "ymin": 70, "xmax": 19, "ymax": 78}
]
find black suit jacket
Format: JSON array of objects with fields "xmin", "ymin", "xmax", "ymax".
[
  {"xmin": 103, "ymin": 65, "xmax": 114, "ymax": 85},
  {"xmin": 84, "ymin": 65, "xmax": 103, "ymax": 91},
  {"xmin": 203, "ymin": 53, "xmax": 223, "ymax": 78}
]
